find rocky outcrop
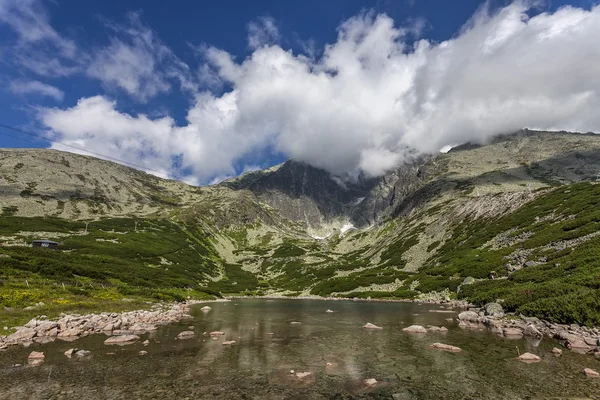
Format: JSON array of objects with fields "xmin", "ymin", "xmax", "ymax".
[{"xmin": 0, "ymin": 302, "xmax": 197, "ymax": 349}]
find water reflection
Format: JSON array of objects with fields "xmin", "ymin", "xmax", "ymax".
[{"xmin": 0, "ymin": 299, "xmax": 599, "ymax": 399}]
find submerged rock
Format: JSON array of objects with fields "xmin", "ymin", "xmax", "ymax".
[
  {"xmin": 584, "ymin": 368, "xmax": 599, "ymax": 378},
  {"xmin": 295, "ymin": 372, "xmax": 312, "ymax": 379},
  {"xmin": 402, "ymin": 325, "xmax": 427, "ymax": 333},
  {"xmin": 27, "ymin": 351, "xmax": 44, "ymax": 366},
  {"xmin": 210, "ymin": 331, "xmax": 225, "ymax": 336},
  {"xmin": 75, "ymin": 349, "xmax": 91, "ymax": 357},
  {"xmin": 503, "ymin": 328, "xmax": 524, "ymax": 338},
  {"xmin": 177, "ymin": 331, "xmax": 195, "ymax": 340},
  {"xmin": 430, "ymin": 342, "xmax": 462, "ymax": 352},
  {"xmin": 201, "ymin": 306, "xmax": 211, "ymax": 312},
  {"xmin": 552, "ymin": 347, "xmax": 563, "ymax": 356},
  {"xmin": 104, "ymin": 335, "xmax": 140, "ymax": 345},
  {"xmin": 364, "ymin": 378, "xmax": 378, "ymax": 387},
  {"xmin": 363, "ymin": 323, "xmax": 383, "ymax": 330},
  {"xmin": 517, "ymin": 352, "xmax": 541, "ymax": 363},
  {"xmin": 427, "ymin": 326, "xmax": 448, "ymax": 332}
]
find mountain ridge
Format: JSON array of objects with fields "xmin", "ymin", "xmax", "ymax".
[{"xmin": 2, "ymin": 130, "xmax": 600, "ymax": 326}]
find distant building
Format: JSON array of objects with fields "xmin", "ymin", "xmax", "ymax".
[{"xmin": 32, "ymin": 240, "xmax": 59, "ymax": 249}]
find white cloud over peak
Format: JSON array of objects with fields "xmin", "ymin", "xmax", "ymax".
[
  {"xmin": 9, "ymin": 80, "xmax": 64, "ymax": 101},
  {"xmin": 40, "ymin": 2, "xmax": 600, "ymax": 184}
]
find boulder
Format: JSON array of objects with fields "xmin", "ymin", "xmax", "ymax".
[
  {"xmin": 566, "ymin": 339, "xmax": 591, "ymax": 350},
  {"xmin": 75, "ymin": 350, "xmax": 91, "ymax": 357},
  {"xmin": 402, "ymin": 325, "xmax": 427, "ymax": 333},
  {"xmin": 584, "ymin": 337, "xmax": 599, "ymax": 347},
  {"xmin": 458, "ymin": 311, "xmax": 479, "ymax": 322},
  {"xmin": 462, "ymin": 277, "xmax": 475, "ymax": 285},
  {"xmin": 584, "ymin": 368, "xmax": 599, "ymax": 378},
  {"xmin": 7, "ymin": 328, "xmax": 36, "ymax": 341},
  {"xmin": 551, "ymin": 347, "xmax": 562, "ymax": 356},
  {"xmin": 364, "ymin": 378, "xmax": 378, "ymax": 387},
  {"xmin": 177, "ymin": 331, "xmax": 195, "ymax": 339},
  {"xmin": 524, "ymin": 325, "xmax": 543, "ymax": 339},
  {"xmin": 503, "ymin": 328, "xmax": 524, "ymax": 337},
  {"xmin": 28, "ymin": 351, "xmax": 45, "ymax": 366},
  {"xmin": 200, "ymin": 306, "xmax": 212, "ymax": 312},
  {"xmin": 363, "ymin": 323, "xmax": 383, "ymax": 330},
  {"xmin": 104, "ymin": 335, "xmax": 140, "ymax": 345},
  {"xmin": 517, "ymin": 352, "xmax": 541, "ymax": 363},
  {"xmin": 484, "ymin": 302, "xmax": 504, "ymax": 317},
  {"xmin": 427, "ymin": 326, "xmax": 448, "ymax": 332},
  {"xmin": 430, "ymin": 342, "xmax": 462, "ymax": 352}
]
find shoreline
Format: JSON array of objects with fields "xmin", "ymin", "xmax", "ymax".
[{"xmin": 1, "ymin": 296, "xmax": 598, "ymax": 360}]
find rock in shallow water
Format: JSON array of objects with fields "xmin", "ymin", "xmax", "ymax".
[
  {"xmin": 104, "ymin": 335, "xmax": 140, "ymax": 345},
  {"xmin": 517, "ymin": 352, "xmax": 541, "ymax": 363},
  {"xmin": 27, "ymin": 351, "xmax": 44, "ymax": 366},
  {"xmin": 177, "ymin": 331, "xmax": 195, "ymax": 340},
  {"xmin": 552, "ymin": 347, "xmax": 562, "ymax": 356},
  {"xmin": 402, "ymin": 325, "xmax": 427, "ymax": 333},
  {"xmin": 201, "ymin": 306, "xmax": 211, "ymax": 312},
  {"xmin": 430, "ymin": 343, "xmax": 462, "ymax": 352},
  {"xmin": 584, "ymin": 368, "xmax": 599, "ymax": 378},
  {"xmin": 363, "ymin": 323, "xmax": 383, "ymax": 330}
]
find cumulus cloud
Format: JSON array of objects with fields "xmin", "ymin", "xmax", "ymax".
[
  {"xmin": 87, "ymin": 12, "xmax": 196, "ymax": 101},
  {"xmin": 9, "ymin": 80, "xmax": 64, "ymax": 101},
  {"xmin": 41, "ymin": 2, "xmax": 600, "ymax": 183}
]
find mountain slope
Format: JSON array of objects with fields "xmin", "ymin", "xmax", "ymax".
[{"xmin": 2, "ymin": 130, "xmax": 600, "ymax": 325}]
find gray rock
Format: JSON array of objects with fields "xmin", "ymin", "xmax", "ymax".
[
  {"xmin": 462, "ymin": 277, "xmax": 475, "ymax": 285},
  {"xmin": 524, "ymin": 261, "xmax": 536, "ymax": 268},
  {"xmin": 75, "ymin": 349, "xmax": 91, "ymax": 357},
  {"xmin": 484, "ymin": 302, "xmax": 504, "ymax": 317},
  {"xmin": 104, "ymin": 335, "xmax": 140, "ymax": 345},
  {"xmin": 458, "ymin": 311, "xmax": 479, "ymax": 322},
  {"xmin": 402, "ymin": 325, "xmax": 427, "ymax": 333},
  {"xmin": 524, "ymin": 324, "xmax": 543, "ymax": 339}
]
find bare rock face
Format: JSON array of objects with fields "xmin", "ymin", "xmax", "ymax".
[
  {"xmin": 176, "ymin": 331, "xmax": 195, "ymax": 340},
  {"xmin": 517, "ymin": 352, "xmax": 541, "ymax": 363},
  {"xmin": 104, "ymin": 335, "xmax": 140, "ymax": 345},
  {"xmin": 363, "ymin": 323, "xmax": 383, "ymax": 330},
  {"xmin": 430, "ymin": 343, "xmax": 462, "ymax": 352},
  {"xmin": 402, "ymin": 325, "xmax": 427, "ymax": 333}
]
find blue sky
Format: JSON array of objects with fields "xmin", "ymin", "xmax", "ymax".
[{"xmin": 0, "ymin": 0, "xmax": 598, "ymax": 184}]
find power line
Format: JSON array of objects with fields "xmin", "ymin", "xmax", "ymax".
[{"xmin": 0, "ymin": 122, "xmax": 200, "ymax": 186}]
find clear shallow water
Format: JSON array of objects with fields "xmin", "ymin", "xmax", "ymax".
[{"xmin": 0, "ymin": 299, "xmax": 599, "ymax": 399}]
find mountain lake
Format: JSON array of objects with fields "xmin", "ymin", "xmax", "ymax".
[{"xmin": 0, "ymin": 299, "xmax": 599, "ymax": 399}]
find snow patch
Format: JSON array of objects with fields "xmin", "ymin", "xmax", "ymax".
[{"xmin": 340, "ymin": 223, "xmax": 356, "ymax": 234}]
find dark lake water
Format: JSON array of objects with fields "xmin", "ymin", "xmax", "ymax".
[{"xmin": 0, "ymin": 299, "xmax": 599, "ymax": 399}]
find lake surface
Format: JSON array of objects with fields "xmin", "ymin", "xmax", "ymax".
[{"xmin": 0, "ymin": 299, "xmax": 599, "ymax": 399}]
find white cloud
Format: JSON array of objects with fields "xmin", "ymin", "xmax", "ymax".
[
  {"xmin": 9, "ymin": 80, "xmax": 64, "ymax": 101},
  {"xmin": 87, "ymin": 12, "xmax": 195, "ymax": 102},
  {"xmin": 0, "ymin": 0, "xmax": 82, "ymax": 76},
  {"xmin": 247, "ymin": 16, "xmax": 280, "ymax": 49},
  {"xmin": 40, "ymin": 3, "xmax": 600, "ymax": 183}
]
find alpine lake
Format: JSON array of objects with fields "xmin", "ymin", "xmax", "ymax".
[{"xmin": 0, "ymin": 299, "xmax": 599, "ymax": 399}]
